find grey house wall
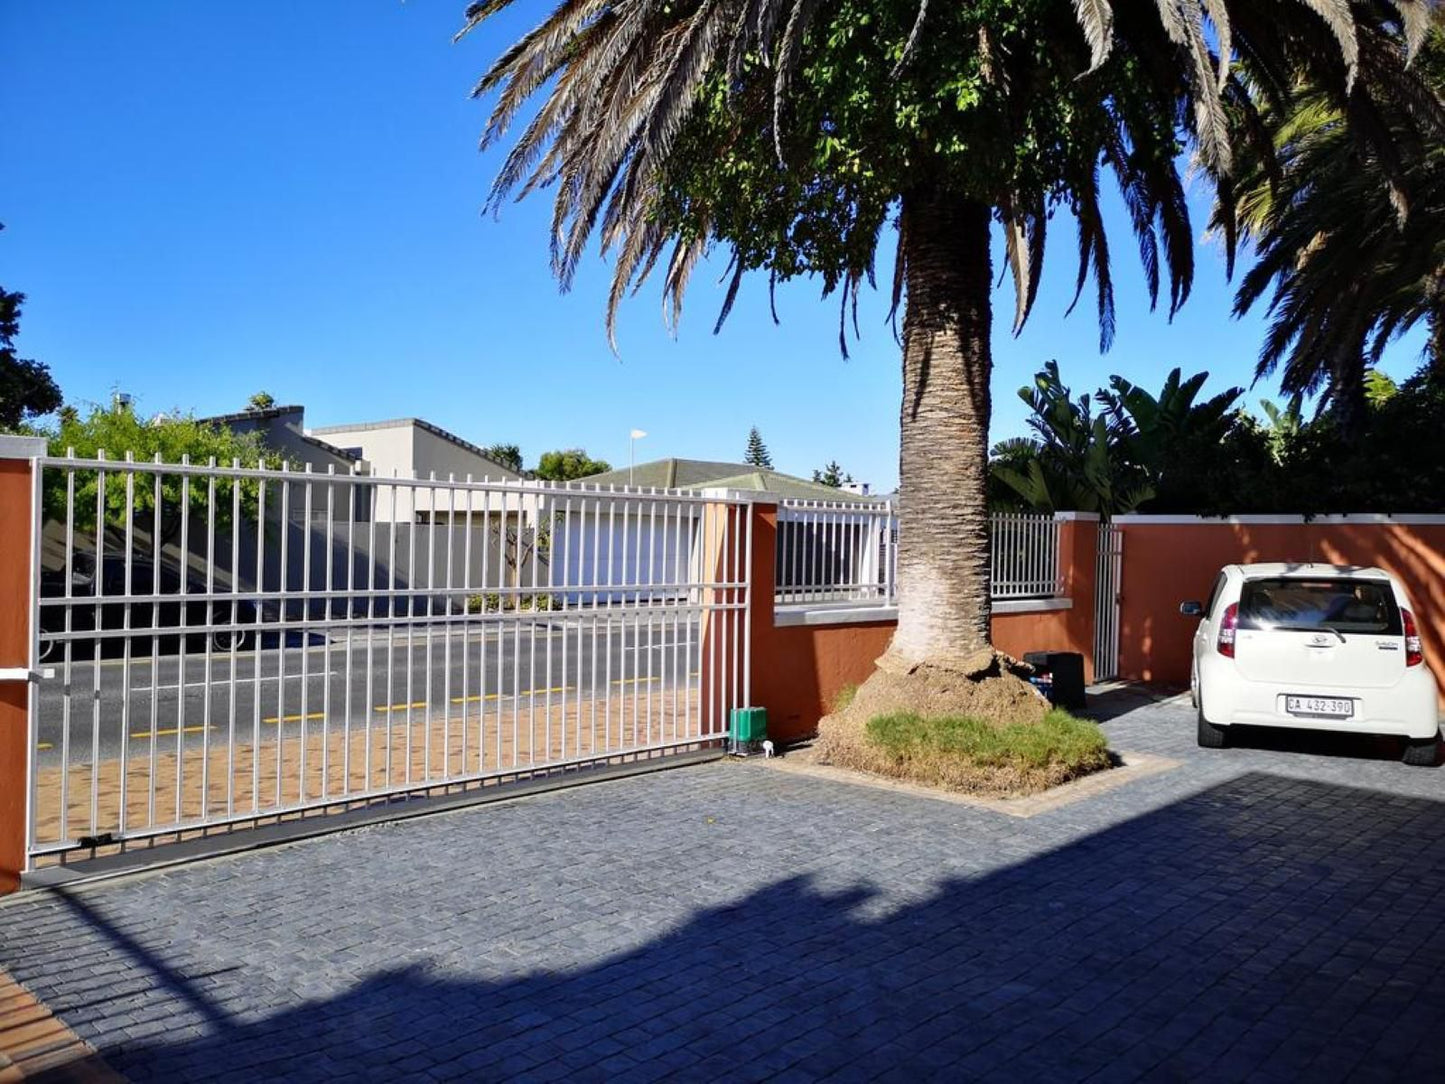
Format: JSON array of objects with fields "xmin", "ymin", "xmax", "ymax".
[
  {"xmin": 41, "ymin": 498, "xmax": 545, "ymax": 623},
  {"xmin": 218, "ymin": 407, "xmax": 372, "ymax": 520}
]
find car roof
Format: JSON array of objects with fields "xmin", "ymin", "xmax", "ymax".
[{"xmin": 1229, "ymin": 562, "xmax": 1390, "ymax": 580}]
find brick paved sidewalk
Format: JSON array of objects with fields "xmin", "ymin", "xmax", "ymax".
[{"xmin": 1, "ymin": 688, "xmax": 1442, "ymax": 1081}]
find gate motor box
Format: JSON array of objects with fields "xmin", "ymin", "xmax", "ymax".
[{"xmin": 729, "ymin": 706, "xmax": 768, "ymax": 756}]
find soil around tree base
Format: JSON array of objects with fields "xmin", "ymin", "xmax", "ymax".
[{"xmin": 816, "ymin": 654, "xmax": 1111, "ymax": 797}]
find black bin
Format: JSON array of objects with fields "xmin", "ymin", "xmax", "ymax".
[{"xmin": 1023, "ymin": 651, "xmax": 1087, "ymax": 711}]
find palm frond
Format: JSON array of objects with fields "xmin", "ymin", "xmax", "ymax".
[{"xmin": 1071, "ymin": 0, "xmax": 1116, "ymax": 73}]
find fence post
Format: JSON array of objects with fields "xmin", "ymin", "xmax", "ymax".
[
  {"xmin": 1052, "ymin": 512, "xmax": 1101, "ymax": 685},
  {"xmin": 747, "ymin": 502, "xmax": 778, "ymax": 702},
  {"xmin": 0, "ymin": 435, "xmax": 44, "ymax": 893},
  {"xmin": 695, "ymin": 495, "xmax": 775, "ymax": 744}
]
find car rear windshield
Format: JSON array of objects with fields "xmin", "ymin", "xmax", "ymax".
[{"xmin": 1238, "ymin": 577, "xmax": 1402, "ymax": 636}]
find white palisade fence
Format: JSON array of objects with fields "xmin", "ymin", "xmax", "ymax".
[{"xmin": 775, "ymin": 500, "xmax": 1063, "ymax": 607}]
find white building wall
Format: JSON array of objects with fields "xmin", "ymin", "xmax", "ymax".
[
  {"xmin": 308, "ymin": 422, "xmax": 524, "ymax": 522},
  {"xmin": 309, "ymin": 424, "xmax": 417, "ymax": 521}
]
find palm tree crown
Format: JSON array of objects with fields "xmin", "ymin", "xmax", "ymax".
[
  {"xmin": 463, "ymin": 0, "xmax": 1433, "ymax": 680},
  {"xmin": 1225, "ymin": 14, "xmax": 1445, "ymax": 430},
  {"xmin": 463, "ymin": 0, "xmax": 1430, "ymax": 347}
]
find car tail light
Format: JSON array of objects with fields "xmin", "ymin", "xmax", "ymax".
[
  {"xmin": 1403, "ymin": 608, "xmax": 1424, "ymax": 667},
  {"xmin": 1217, "ymin": 603, "xmax": 1238, "ymax": 658}
]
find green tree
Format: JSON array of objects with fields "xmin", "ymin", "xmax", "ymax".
[
  {"xmin": 744, "ymin": 426, "xmax": 773, "ymax": 469},
  {"xmin": 0, "ymin": 285, "xmax": 62, "ymax": 430},
  {"xmin": 990, "ymin": 361, "xmax": 1149, "ymax": 515},
  {"xmin": 246, "ymin": 391, "xmax": 276, "ymax": 412},
  {"xmin": 484, "ymin": 442, "xmax": 524, "ymax": 472},
  {"xmin": 534, "ymin": 448, "xmax": 611, "ymax": 481},
  {"xmin": 1101, "ymin": 367, "xmax": 1243, "ymax": 506},
  {"xmin": 464, "ymin": 0, "xmax": 1428, "ymax": 695},
  {"xmin": 1256, "ymin": 394, "xmax": 1305, "ymax": 464},
  {"xmin": 813, "ymin": 460, "xmax": 847, "ymax": 487},
  {"xmin": 1223, "ymin": 15, "xmax": 1445, "ymax": 437},
  {"xmin": 42, "ymin": 397, "xmax": 279, "ymax": 538},
  {"xmin": 993, "ymin": 362, "xmax": 1255, "ymax": 515}
]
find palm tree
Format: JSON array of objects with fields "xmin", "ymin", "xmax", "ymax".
[
  {"xmin": 461, "ymin": 1, "xmax": 1431, "ymax": 698},
  {"xmin": 1224, "ymin": 14, "xmax": 1445, "ymax": 437}
]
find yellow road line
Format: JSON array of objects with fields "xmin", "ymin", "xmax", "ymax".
[
  {"xmin": 262, "ymin": 711, "xmax": 327, "ymax": 724},
  {"xmin": 130, "ymin": 724, "xmax": 211, "ymax": 739},
  {"xmin": 612, "ymin": 676, "xmax": 659, "ymax": 685},
  {"xmin": 372, "ymin": 701, "xmax": 430, "ymax": 714},
  {"xmin": 450, "ymin": 686, "xmax": 570, "ymax": 704},
  {"xmin": 37, "ymin": 742, "xmax": 53, "ymax": 751}
]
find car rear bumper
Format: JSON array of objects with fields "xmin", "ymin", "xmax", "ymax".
[{"xmin": 1199, "ymin": 662, "xmax": 1440, "ymax": 740}]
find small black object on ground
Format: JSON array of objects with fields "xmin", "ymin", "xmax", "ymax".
[{"xmin": 1023, "ymin": 651, "xmax": 1087, "ymax": 711}]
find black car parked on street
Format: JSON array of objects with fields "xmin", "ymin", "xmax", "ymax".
[{"xmin": 37, "ymin": 553, "xmax": 259, "ymax": 661}]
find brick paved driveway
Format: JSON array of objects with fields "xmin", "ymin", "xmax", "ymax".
[{"xmin": 2, "ymin": 689, "xmax": 1443, "ymax": 1082}]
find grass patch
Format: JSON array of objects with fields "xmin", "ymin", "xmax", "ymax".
[
  {"xmin": 830, "ymin": 684, "xmax": 858, "ymax": 714},
  {"xmin": 843, "ymin": 708, "xmax": 1111, "ymax": 795}
]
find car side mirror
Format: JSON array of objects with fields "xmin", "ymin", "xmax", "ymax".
[{"xmin": 1179, "ymin": 601, "xmax": 1203, "ymax": 617}]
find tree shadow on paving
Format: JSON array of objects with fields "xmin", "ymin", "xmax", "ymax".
[
  {"xmin": 29, "ymin": 771, "xmax": 1445, "ymax": 1083},
  {"xmin": 1082, "ymin": 684, "xmax": 1185, "ymax": 724}
]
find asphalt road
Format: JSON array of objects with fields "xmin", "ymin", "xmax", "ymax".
[{"xmin": 34, "ymin": 618, "xmax": 709, "ymax": 768}]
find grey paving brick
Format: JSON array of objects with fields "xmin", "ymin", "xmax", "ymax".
[{"xmin": 2, "ymin": 688, "xmax": 1442, "ymax": 1081}]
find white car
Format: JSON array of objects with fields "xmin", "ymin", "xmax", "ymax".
[{"xmin": 1182, "ymin": 563, "xmax": 1441, "ymax": 765}]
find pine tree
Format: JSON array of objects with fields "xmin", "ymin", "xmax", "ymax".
[
  {"xmin": 744, "ymin": 426, "xmax": 772, "ymax": 469},
  {"xmin": 813, "ymin": 461, "xmax": 845, "ymax": 488}
]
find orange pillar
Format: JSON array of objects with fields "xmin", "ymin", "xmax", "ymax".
[
  {"xmin": 695, "ymin": 498, "xmax": 744, "ymax": 738},
  {"xmin": 1055, "ymin": 513, "xmax": 1100, "ymax": 684},
  {"xmin": 696, "ymin": 497, "xmax": 777, "ymax": 740},
  {"xmin": 0, "ymin": 436, "xmax": 43, "ymax": 894}
]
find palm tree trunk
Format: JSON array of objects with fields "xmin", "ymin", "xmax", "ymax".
[
  {"xmin": 1330, "ymin": 350, "xmax": 1367, "ymax": 444},
  {"xmin": 887, "ymin": 190, "xmax": 994, "ymax": 672},
  {"xmin": 1428, "ymin": 306, "xmax": 1444, "ymax": 383}
]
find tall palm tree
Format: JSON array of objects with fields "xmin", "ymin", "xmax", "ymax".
[
  {"xmin": 461, "ymin": 1, "xmax": 1431, "ymax": 692},
  {"xmin": 1225, "ymin": 13, "xmax": 1445, "ymax": 436}
]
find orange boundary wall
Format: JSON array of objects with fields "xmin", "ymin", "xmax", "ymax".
[
  {"xmin": 745, "ymin": 506, "xmax": 1445, "ymax": 741},
  {"xmin": 1113, "ymin": 517, "xmax": 1445, "ymax": 704},
  {"xmin": 747, "ymin": 507, "xmax": 1101, "ymax": 743}
]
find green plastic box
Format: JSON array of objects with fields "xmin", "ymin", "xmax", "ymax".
[{"xmin": 729, "ymin": 706, "xmax": 768, "ymax": 743}]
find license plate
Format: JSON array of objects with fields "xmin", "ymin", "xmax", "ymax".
[{"xmin": 1285, "ymin": 695, "xmax": 1354, "ymax": 718}]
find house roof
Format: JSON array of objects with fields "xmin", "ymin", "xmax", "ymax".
[
  {"xmin": 583, "ymin": 458, "xmax": 877, "ymax": 500},
  {"xmin": 308, "ymin": 417, "xmax": 518, "ymax": 474},
  {"xmin": 201, "ymin": 405, "xmax": 362, "ymax": 462},
  {"xmin": 200, "ymin": 404, "xmax": 305, "ymax": 426},
  {"xmin": 297, "ymin": 434, "xmax": 363, "ymax": 462}
]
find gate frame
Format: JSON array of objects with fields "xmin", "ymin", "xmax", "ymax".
[
  {"xmin": 15, "ymin": 448, "xmax": 754, "ymax": 883},
  {"xmin": 0, "ymin": 435, "xmax": 46, "ymax": 891},
  {"xmin": 1094, "ymin": 520, "xmax": 1124, "ymax": 681}
]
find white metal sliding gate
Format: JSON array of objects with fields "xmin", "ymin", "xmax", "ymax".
[
  {"xmin": 1093, "ymin": 521, "xmax": 1123, "ymax": 681},
  {"xmin": 26, "ymin": 454, "xmax": 750, "ymax": 866}
]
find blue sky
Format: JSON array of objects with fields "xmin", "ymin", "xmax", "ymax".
[{"xmin": 1, "ymin": 2, "xmax": 1428, "ymax": 492}]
